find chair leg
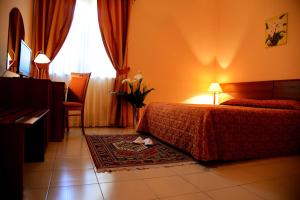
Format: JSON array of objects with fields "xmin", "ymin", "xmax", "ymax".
[
  {"xmin": 66, "ymin": 110, "xmax": 69, "ymax": 133},
  {"xmin": 81, "ymin": 108, "xmax": 85, "ymax": 135}
]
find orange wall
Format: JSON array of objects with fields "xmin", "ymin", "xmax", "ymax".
[
  {"xmin": 0, "ymin": 0, "xmax": 33, "ymax": 70},
  {"xmin": 1, "ymin": 0, "xmax": 299, "ymax": 103},
  {"xmin": 128, "ymin": 0, "xmax": 300, "ymax": 104},
  {"xmin": 215, "ymin": 0, "xmax": 300, "ymax": 83},
  {"xmin": 128, "ymin": 0, "xmax": 217, "ymax": 104}
]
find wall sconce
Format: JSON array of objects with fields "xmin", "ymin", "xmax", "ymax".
[
  {"xmin": 208, "ymin": 82, "xmax": 223, "ymax": 104},
  {"xmin": 34, "ymin": 52, "xmax": 50, "ymax": 79}
]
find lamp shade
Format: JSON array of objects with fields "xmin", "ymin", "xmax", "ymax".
[
  {"xmin": 208, "ymin": 82, "xmax": 223, "ymax": 93},
  {"xmin": 34, "ymin": 53, "xmax": 50, "ymax": 64},
  {"xmin": 8, "ymin": 53, "xmax": 12, "ymax": 61}
]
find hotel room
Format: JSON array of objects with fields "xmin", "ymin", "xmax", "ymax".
[{"xmin": 0, "ymin": 0, "xmax": 300, "ymax": 199}]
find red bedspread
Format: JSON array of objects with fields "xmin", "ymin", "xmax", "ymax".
[{"xmin": 137, "ymin": 102, "xmax": 300, "ymax": 161}]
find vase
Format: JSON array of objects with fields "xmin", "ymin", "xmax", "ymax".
[{"xmin": 132, "ymin": 106, "xmax": 141, "ymax": 128}]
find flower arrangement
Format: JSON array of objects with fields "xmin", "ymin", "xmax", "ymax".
[{"xmin": 120, "ymin": 72, "xmax": 154, "ymax": 108}]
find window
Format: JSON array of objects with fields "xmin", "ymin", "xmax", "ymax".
[
  {"xmin": 50, "ymin": 0, "xmax": 115, "ymax": 78},
  {"xmin": 50, "ymin": 0, "xmax": 115, "ymax": 127}
]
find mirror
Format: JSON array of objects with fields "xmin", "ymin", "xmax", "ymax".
[{"xmin": 7, "ymin": 7, "xmax": 25, "ymax": 73}]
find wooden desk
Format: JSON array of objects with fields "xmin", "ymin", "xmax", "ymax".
[
  {"xmin": 0, "ymin": 77, "xmax": 65, "ymax": 141},
  {"xmin": 0, "ymin": 108, "xmax": 49, "ymax": 200}
]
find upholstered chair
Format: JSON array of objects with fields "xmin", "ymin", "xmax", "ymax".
[{"xmin": 63, "ymin": 72, "xmax": 91, "ymax": 134}]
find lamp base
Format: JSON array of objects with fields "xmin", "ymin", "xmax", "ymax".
[{"xmin": 213, "ymin": 93, "xmax": 216, "ymax": 105}]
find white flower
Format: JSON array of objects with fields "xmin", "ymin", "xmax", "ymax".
[
  {"xmin": 134, "ymin": 73, "xmax": 143, "ymax": 81},
  {"xmin": 130, "ymin": 79, "xmax": 137, "ymax": 84},
  {"xmin": 122, "ymin": 78, "xmax": 130, "ymax": 84}
]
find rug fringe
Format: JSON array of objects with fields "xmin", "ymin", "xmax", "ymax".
[{"xmin": 95, "ymin": 161, "xmax": 197, "ymax": 173}]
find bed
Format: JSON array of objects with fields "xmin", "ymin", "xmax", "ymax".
[{"xmin": 137, "ymin": 79, "xmax": 300, "ymax": 161}]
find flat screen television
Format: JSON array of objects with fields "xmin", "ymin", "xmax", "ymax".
[{"xmin": 18, "ymin": 40, "xmax": 32, "ymax": 78}]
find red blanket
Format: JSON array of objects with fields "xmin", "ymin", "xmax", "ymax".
[{"xmin": 137, "ymin": 102, "xmax": 300, "ymax": 161}]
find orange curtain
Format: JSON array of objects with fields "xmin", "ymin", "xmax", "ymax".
[
  {"xmin": 97, "ymin": 0, "xmax": 133, "ymax": 127},
  {"xmin": 31, "ymin": 0, "xmax": 76, "ymax": 78}
]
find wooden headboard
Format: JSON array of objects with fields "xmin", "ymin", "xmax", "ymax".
[{"xmin": 220, "ymin": 79, "xmax": 300, "ymax": 100}]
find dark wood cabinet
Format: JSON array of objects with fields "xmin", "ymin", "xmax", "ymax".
[
  {"xmin": 0, "ymin": 108, "xmax": 49, "ymax": 200},
  {"xmin": 0, "ymin": 77, "xmax": 65, "ymax": 141}
]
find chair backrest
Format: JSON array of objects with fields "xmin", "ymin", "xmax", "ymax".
[{"xmin": 67, "ymin": 72, "xmax": 91, "ymax": 103}]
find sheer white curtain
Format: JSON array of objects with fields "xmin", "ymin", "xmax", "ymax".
[{"xmin": 50, "ymin": 0, "xmax": 115, "ymax": 127}]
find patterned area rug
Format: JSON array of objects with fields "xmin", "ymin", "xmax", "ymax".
[{"xmin": 85, "ymin": 134, "xmax": 195, "ymax": 172}]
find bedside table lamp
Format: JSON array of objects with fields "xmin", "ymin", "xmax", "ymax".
[
  {"xmin": 34, "ymin": 52, "xmax": 50, "ymax": 79},
  {"xmin": 208, "ymin": 82, "xmax": 223, "ymax": 105}
]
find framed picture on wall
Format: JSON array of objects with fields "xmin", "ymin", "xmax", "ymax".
[{"xmin": 265, "ymin": 13, "xmax": 288, "ymax": 48}]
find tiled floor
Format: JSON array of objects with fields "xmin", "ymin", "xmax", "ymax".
[{"xmin": 23, "ymin": 128, "xmax": 300, "ymax": 200}]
